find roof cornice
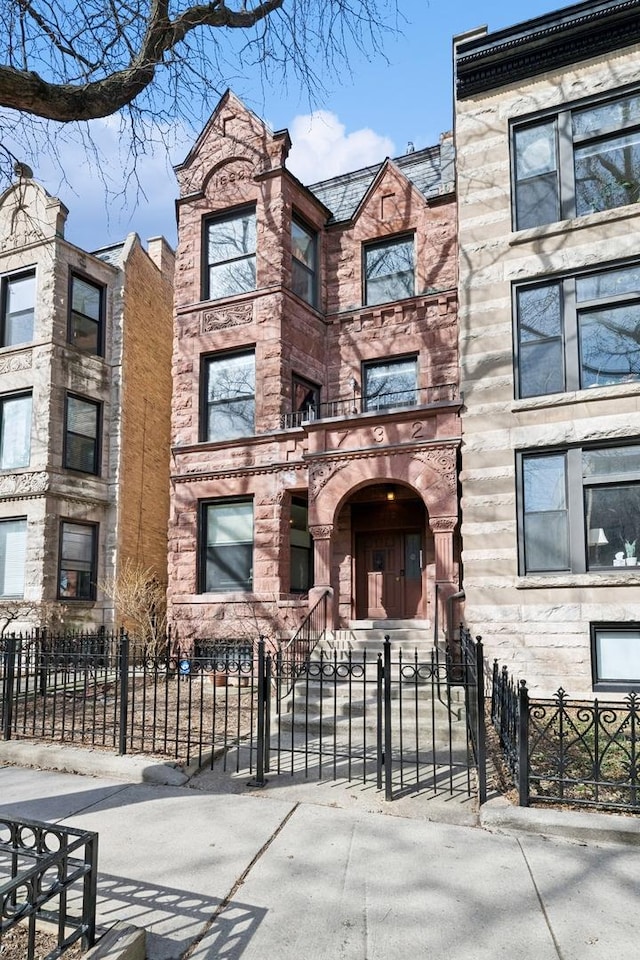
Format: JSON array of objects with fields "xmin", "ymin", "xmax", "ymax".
[{"xmin": 456, "ymin": 0, "xmax": 640, "ymax": 98}]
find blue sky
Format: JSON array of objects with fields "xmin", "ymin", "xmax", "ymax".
[{"xmin": 42, "ymin": 0, "xmax": 563, "ymax": 252}]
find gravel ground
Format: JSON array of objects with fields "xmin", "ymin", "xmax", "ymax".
[{"xmin": 0, "ymin": 924, "xmax": 83, "ymax": 959}]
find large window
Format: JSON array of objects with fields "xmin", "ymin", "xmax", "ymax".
[
  {"xmin": 2, "ymin": 270, "xmax": 35, "ymax": 347},
  {"xmin": 0, "ymin": 518, "xmax": 26, "ymax": 597},
  {"xmin": 591, "ymin": 623, "xmax": 640, "ymax": 691},
  {"xmin": 64, "ymin": 395, "xmax": 101, "ymax": 474},
  {"xmin": 363, "ymin": 357, "xmax": 417, "ymax": 411},
  {"xmin": 291, "ymin": 219, "xmax": 317, "ymax": 306},
  {"xmin": 513, "ymin": 90, "xmax": 640, "ymax": 230},
  {"xmin": 201, "ymin": 499, "xmax": 253, "ymax": 592},
  {"xmin": 205, "ymin": 208, "xmax": 256, "ymax": 300},
  {"xmin": 364, "ymin": 235, "xmax": 414, "ymax": 306},
  {"xmin": 519, "ymin": 444, "xmax": 640, "ymax": 574},
  {"xmin": 290, "ymin": 497, "xmax": 312, "ymax": 592},
  {"xmin": 0, "ymin": 393, "xmax": 32, "ymax": 469},
  {"xmin": 516, "ymin": 262, "xmax": 640, "ymax": 397},
  {"xmin": 203, "ymin": 351, "xmax": 255, "ymax": 442},
  {"xmin": 69, "ymin": 275, "xmax": 104, "ymax": 355},
  {"xmin": 58, "ymin": 521, "xmax": 97, "ymax": 600}
]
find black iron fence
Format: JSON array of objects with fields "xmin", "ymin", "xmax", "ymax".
[
  {"xmin": 0, "ymin": 816, "xmax": 98, "ymax": 960},
  {"xmin": 491, "ymin": 660, "xmax": 640, "ymax": 813},
  {"xmin": 1, "ymin": 627, "xmax": 487, "ymax": 802}
]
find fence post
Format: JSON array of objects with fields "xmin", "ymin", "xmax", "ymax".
[
  {"xmin": 475, "ymin": 636, "xmax": 487, "ymax": 805},
  {"xmin": 383, "ymin": 635, "xmax": 393, "ymax": 801},
  {"xmin": 518, "ymin": 679, "xmax": 530, "ymax": 807},
  {"xmin": 376, "ymin": 652, "xmax": 383, "ymax": 791},
  {"xmin": 38, "ymin": 627, "xmax": 48, "ymax": 697},
  {"xmin": 118, "ymin": 629, "xmax": 129, "ymax": 756},
  {"xmin": 250, "ymin": 639, "xmax": 267, "ymax": 787},
  {"xmin": 2, "ymin": 633, "xmax": 17, "ymax": 741},
  {"xmin": 264, "ymin": 648, "xmax": 272, "ymax": 773}
]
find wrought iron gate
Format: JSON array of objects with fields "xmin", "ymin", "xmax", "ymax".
[{"xmin": 251, "ymin": 634, "xmax": 486, "ymax": 802}]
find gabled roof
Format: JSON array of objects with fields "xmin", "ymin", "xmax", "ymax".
[{"xmin": 307, "ymin": 142, "xmax": 449, "ymax": 224}]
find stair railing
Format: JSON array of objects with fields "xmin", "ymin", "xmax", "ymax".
[{"xmin": 276, "ymin": 589, "xmax": 331, "ymax": 700}]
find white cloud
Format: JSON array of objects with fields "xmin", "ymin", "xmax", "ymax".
[{"xmin": 286, "ymin": 111, "xmax": 395, "ymax": 185}]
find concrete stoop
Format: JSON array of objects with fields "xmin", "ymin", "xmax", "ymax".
[{"xmin": 322, "ymin": 619, "xmax": 435, "ymax": 658}]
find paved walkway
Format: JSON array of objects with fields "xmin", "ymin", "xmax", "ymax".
[{"xmin": 1, "ymin": 756, "xmax": 639, "ymax": 960}]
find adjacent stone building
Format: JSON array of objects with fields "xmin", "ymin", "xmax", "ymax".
[
  {"xmin": 455, "ymin": 0, "xmax": 640, "ymax": 694},
  {"xmin": 168, "ymin": 92, "xmax": 461, "ymax": 644},
  {"xmin": 0, "ymin": 177, "xmax": 174, "ymax": 629}
]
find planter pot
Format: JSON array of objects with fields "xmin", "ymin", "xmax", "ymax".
[
  {"xmin": 626, "ymin": 557, "xmax": 638, "ymax": 566},
  {"xmin": 613, "ymin": 559, "xmax": 626, "ymax": 567}
]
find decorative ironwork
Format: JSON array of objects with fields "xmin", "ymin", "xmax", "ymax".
[
  {"xmin": 491, "ymin": 660, "xmax": 640, "ymax": 812},
  {"xmin": 0, "ymin": 816, "xmax": 98, "ymax": 959},
  {"xmin": 280, "ymin": 383, "xmax": 459, "ymax": 429}
]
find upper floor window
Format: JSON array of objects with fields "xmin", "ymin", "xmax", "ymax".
[
  {"xmin": 513, "ymin": 90, "xmax": 640, "ymax": 230},
  {"xmin": 519, "ymin": 444, "xmax": 640, "ymax": 574},
  {"xmin": 516, "ymin": 262, "xmax": 640, "ymax": 398},
  {"xmin": 0, "ymin": 392, "xmax": 32, "ymax": 469},
  {"xmin": 203, "ymin": 350, "xmax": 255, "ymax": 442},
  {"xmin": 58, "ymin": 521, "xmax": 97, "ymax": 600},
  {"xmin": 363, "ymin": 356, "xmax": 417, "ymax": 411},
  {"xmin": 0, "ymin": 517, "xmax": 27, "ymax": 597},
  {"xmin": 200, "ymin": 498, "xmax": 253, "ymax": 592},
  {"xmin": 364, "ymin": 235, "xmax": 414, "ymax": 306},
  {"xmin": 291, "ymin": 219, "xmax": 317, "ymax": 306},
  {"xmin": 205, "ymin": 208, "xmax": 256, "ymax": 300},
  {"xmin": 2, "ymin": 270, "xmax": 35, "ymax": 347},
  {"xmin": 64, "ymin": 394, "xmax": 101, "ymax": 474},
  {"xmin": 69, "ymin": 274, "xmax": 104, "ymax": 355}
]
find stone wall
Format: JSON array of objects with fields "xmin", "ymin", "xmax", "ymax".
[{"xmin": 455, "ymin": 39, "xmax": 640, "ymax": 695}]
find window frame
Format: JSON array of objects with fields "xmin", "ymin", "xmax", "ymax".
[
  {"xmin": 290, "ymin": 495, "xmax": 312, "ymax": 593},
  {"xmin": 200, "ymin": 348, "xmax": 256, "ymax": 443},
  {"xmin": 68, "ymin": 272, "xmax": 105, "ymax": 356},
  {"xmin": 0, "ymin": 391, "xmax": 32, "ymax": 470},
  {"xmin": 362, "ymin": 355, "xmax": 418, "ymax": 412},
  {"xmin": 57, "ymin": 520, "xmax": 98, "ymax": 601},
  {"xmin": 512, "ymin": 86, "xmax": 640, "ymax": 230},
  {"xmin": 513, "ymin": 260, "xmax": 640, "ymax": 398},
  {"xmin": 291, "ymin": 215, "xmax": 318, "ymax": 308},
  {"xmin": 1, "ymin": 269, "xmax": 36, "ymax": 348},
  {"xmin": 199, "ymin": 497, "xmax": 254, "ymax": 594},
  {"xmin": 292, "ymin": 374, "xmax": 320, "ymax": 422},
  {"xmin": 0, "ymin": 517, "xmax": 27, "ymax": 598},
  {"xmin": 363, "ymin": 233, "xmax": 415, "ymax": 307},
  {"xmin": 517, "ymin": 442, "xmax": 640, "ymax": 576},
  {"xmin": 591, "ymin": 622, "xmax": 640, "ymax": 692},
  {"xmin": 203, "ymin": 205, "xmax": 257, "ymax": 302},
  {"xmin": 63, "ymin": 393, "xmax": 102, "ymax": 475}
]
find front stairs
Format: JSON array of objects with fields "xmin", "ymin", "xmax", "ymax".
[{"xmin": 319, "ymin": 618, "xmax": 436, "ymax": 659}]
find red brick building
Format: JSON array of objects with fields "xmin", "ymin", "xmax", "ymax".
[{"xmin": 168, "ymin": 91, "xmax": 461, "ymax": 644}]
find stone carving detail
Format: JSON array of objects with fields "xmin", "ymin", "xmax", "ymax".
[
  {"xmin": 309, "ymin": 525, "xmax": 333, "ymax": 540},
  {"xmin": 429, "ymin": 516, "xmax": 457, "ymax": 534},
  {"xmin": 0, "ymin": 352, "xmax": 32, "ymax": 375},
  {"xmin": 414, "ymin": 448, "xmax": 457, "ymax": 490},
  {"xmin": 0, "ymin": 472, "xmax": 48, "ymax": 496},
  {"xmin": 309, "ymin": 461, "xmax": 349, "ymax": 498},
  {"xmin": 202, "ymin": 303, "xmax": 253, "ymax": 332}
]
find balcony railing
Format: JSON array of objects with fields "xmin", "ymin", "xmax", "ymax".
[{"xmin": 280, "ymin": 383, "xmax": 459, "ymax": 430}]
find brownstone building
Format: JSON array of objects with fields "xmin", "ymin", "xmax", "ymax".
[{"xmin": 169, "ymin": 92, "xmax": 461, "ymax": 644}]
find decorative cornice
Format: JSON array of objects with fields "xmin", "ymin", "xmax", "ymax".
[
  {"xmin": 456, "ymin": 2, "xmax": 640, "ymax": 98},
  {"xmin": 202, "ymin": 302, "xmax": 253, "ymax": 332},
  {"xmin": 171, "ymin": 460, "xmax": 308, "ymax": 484}
]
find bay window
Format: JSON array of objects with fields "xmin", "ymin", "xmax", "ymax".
[
  {"xmin": 205, "ymin": 208, "xmax": 256, "ymax": 300},
  {"xmin": 201, "ymin": 499, "xmax": 253, "ymax": 592}
]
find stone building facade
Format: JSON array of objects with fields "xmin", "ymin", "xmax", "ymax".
[
  {"xmin": 455, "ymin": 0, "xmax": 640, "ymax": 694},
  {"xmin": 169, "ymin": 92, "xmax": 461, "ymax": 643},
  {"xmin": 0, "ymin": 178, "xmax": 174, "ymax": 628}
]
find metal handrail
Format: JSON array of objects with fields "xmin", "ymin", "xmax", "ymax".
[
  {"xmin": 277, "ymin": 589, "xmax": 330, "ymax": 697},
  {"xmin": 280, "ymin": 383, "xmax": 459, "ymax": 429}
]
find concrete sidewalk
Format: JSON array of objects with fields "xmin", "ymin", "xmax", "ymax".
[{"xmin": 1, "ymin": 761, "xmax": 639, "ymax": 960}]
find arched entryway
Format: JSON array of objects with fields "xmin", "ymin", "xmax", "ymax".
[{"xmin": 347, "ymin": 484, "xmax": 428, "ymax": 620}]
